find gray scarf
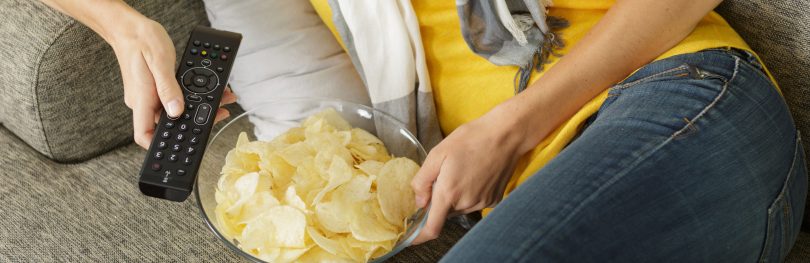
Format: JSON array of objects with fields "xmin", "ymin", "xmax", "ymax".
[{"xmin": 458, "ymin": 0, "xmax": 568, "ymax": 93}]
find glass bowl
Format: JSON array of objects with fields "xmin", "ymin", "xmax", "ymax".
[{"xmin": 194, "ymin": 98, "xmax": 429, "ymax": 262}]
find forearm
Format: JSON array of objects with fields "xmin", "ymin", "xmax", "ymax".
[
  {"xmin": 40, "ymin": 0, "xmax": 146, "ymax": 44},
  {"xmin": 499, "ymin": 0, "xmax": 723, "ymax": 153}
]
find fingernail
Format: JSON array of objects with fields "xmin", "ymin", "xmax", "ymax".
[
  {"xmin": 166, "ymin": 99, "xmax": 181, "ymax": 117},
  {"xmin": 415, "ymin": 196, "xmax": 426, "ymax": 208}
]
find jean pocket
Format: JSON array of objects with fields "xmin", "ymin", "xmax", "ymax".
[
  {"xmin": 609, "ymin": 63, "xmax": 727, "ymax": 95},
  {"xmin": 758, "ymin": 133, "xmax": 808, "ymax": 263}
]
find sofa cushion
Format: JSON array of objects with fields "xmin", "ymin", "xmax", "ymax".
[
  {"xmin": 715, "ymin": 0, "xmax": 810, "ymax": 231},
  {"xmin": 0, "ymin": 0, "xmax": 208, "ymax": 162}
]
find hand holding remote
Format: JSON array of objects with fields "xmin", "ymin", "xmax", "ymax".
[{"xmin": 138, "ymin": 26, "xmax": 242, "ymax": 202}]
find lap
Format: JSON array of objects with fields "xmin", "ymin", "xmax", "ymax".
[{"xmin": 442, "ymin": 50, "xmax": 807, "ymax": 263}]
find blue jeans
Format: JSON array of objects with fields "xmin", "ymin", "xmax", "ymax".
[{"xmin": 441, "ymin": 49, "xmax": 808, "ymax": 262}]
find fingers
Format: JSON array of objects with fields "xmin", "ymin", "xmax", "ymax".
[
  {"xmin": 133, "ymin": 100, "xmax": 157, "ymax": 149},
  {"xmin": 411, "ymin": 150, "xmax": 445, "ymax": 208},
  {"xmin": 143, "ymin": 38, "xmax": 183, "ymax": 118},
  {"xmin": 213, "ymin": 108, "xmax": 231, "ymax": 123},
  {"xmin": 220, "ymin": 87, "xmax": 237, "ymax": 106},
  {"xmin": 412, "ymin": 192, "xmax": 450, "ymax": 245}
]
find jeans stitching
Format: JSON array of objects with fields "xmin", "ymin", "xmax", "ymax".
[
  {"xmin": 513, "ymin": 58, "xmax": 740, "ymax": 263},
  {"xmin": 612, "ymin": 64, "xmax": 690, "ymax": 91},
  {"xmin": 758, "ymin": 133, "xmax": 801, "ymax": 262},
  {"xmin": 669, "ymin": 58, "xmax": 738, "ymax": 139}
]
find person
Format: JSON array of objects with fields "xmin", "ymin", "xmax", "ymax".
[{"xmin": 43, "ymin": 0, "xmax": 807, "ymax": 262}]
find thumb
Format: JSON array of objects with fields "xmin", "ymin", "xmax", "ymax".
[
  {"xmin": 411, "ymin": 149, "xmax": 444, "ymax": 208},
  {"xmin": 147, "ymin": 45, "xmax": 184, "ymax": 118}
]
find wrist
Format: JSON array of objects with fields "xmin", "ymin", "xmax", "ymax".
[{"xmin": 93, "ymin": 2, "xmax": 150, "ymax": 45}]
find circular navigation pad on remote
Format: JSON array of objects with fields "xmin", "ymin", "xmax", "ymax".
[{"xmin": 181, "ymin": 67, "xmax": 220, "ymax": 94}]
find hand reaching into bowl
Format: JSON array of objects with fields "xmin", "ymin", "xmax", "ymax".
[{"xmin": 41, "ymin": 0, "xmax": 235, "ymax": 149}]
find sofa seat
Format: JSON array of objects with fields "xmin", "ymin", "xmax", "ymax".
[{"xmin": 0, "ymin": 124, "xmax": 470, "ymax": 262}]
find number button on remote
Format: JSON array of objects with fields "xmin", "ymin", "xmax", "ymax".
[
  {"xmin": 183, "ymin": 157, "xmax": 192, "ymax": 166},
  {"xmin": 169, "ymin": 154, "xmax": 178, "ymax": 162},
  {"xmin": 154, "ymin": 152, "xmax": 164, "ymax": 160},
  {"xmin": 177, "ymin": 169, "xmax": 186, "ymax": 176},
  {"xmin": 172, "ymin": 144, "xmax": 182, "ymax": 152},
  {"xmin": 176, "ymin": 133, "xmax": 185, "ymax": 142},
  {"xmin": 190, "ymin": 136, "xmax": 199, "ymax": 145},
  {"xmin": 187, "ymin": 147, "xmax": 196, "ymax": 155},
  {"xmin": 161, "ymin": 131, "xmax": 171, "ymax": 139},
  {"xmin": 179, "ymin": 123, "xmax": 188, "ymax": 132},
  {"xmin": 158, "ymin": 141, "xmax": 168, "ymax": 150}
]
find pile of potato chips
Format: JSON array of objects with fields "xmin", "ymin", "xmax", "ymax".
[{"xmin": 215, "ymin": 108, "xmax": 421, "ymax": 262}]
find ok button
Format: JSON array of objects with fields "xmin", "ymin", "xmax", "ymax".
[{"xmin": 193, "ymin": 75, "xmax": 208, "ymax": 87}]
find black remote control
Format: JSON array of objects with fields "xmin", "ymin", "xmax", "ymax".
[{"xmin": 138, "ymin": 26, "xmax": 241, "ymax": 202}]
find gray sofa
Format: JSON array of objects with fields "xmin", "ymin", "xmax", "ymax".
[{"xmin": 0, "ymin": 0, "xmax": 807, "ymax": 262}]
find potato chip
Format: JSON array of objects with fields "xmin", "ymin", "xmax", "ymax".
[
  {"xmin": 284, "ymin": 185, "xmax": 308, "ymax": 213},
  {"xmin": 225, "ymin": 172, "xmax": 261, "ymax": 215},
  {"xmin": 377, "ymin": 158, "xmax": 420, "ymax": 227},
  {"xmin": 312, "ymin": 156, "xmax": 353, "ymax": 204},
  {"xmin": 355, "ymin": 160, "xmax": 384, "ymax": 177},
  {"xmin": 315, "ymin": 200, "xmax": 351, "ymax": 233},
  {"xmin": 349, "ymin": 201, "xmax": 399, "ymax": 242},
  {"xmin": 215, "ymin": 108, "xmax": 422, "ymax": 262},
  {"xmin": 238, "ymin": 191, "xmax": 280, "ymax": 224},
  {"xmin": 306, "ymin": 227, "xmax": 341, "ymax": 256},
  {"xmin": 298, "ymin": 247, "xmax": 354, "ymax": 263}
]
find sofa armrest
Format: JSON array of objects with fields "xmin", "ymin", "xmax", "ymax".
[{"xmin": 0, "ymin": 0, "xmax": 209, "ymax": 162}]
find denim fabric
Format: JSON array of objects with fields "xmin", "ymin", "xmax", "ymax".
[{"xmin": 441, "ymin": 50, "xmax": 808, "ymax": 263}]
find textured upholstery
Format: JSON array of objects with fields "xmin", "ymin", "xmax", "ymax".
[
  {"xmin": 0, "ymin": 0, "xmax": 208, "ymax": 162},
  {"xmin": 715, "ymin": 0, "xmax": 810, "ymax": 232}
]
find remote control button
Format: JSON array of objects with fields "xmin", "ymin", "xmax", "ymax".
[
  {"xmin": 164, "ymin": 121, "xmax": 175, "ymax": 129},
  {"xmin": 194, "ymin": 103, "xmax": 212, "ymax": 125},
  {"xmin": 151, "ymin": 163, "xmax": 161, "ymax": 171},
  {"xmin": 206, "ymin": 95, "xmax": 215, "ymax": 101},
  {"xmin": 213, "ymin": 44, "xmax": 220, "ymax": 50},
  {"xmin": 187, "ymin": 103, "xmax": 195, "ymax": 110},
  {"xmin": 190, "ymin": 136, "xmax": 199, "ymax": 145},
  {"xmin": 157, "ymin": 141, "xmax": 168, "ymax": 149},
  {"xmin": 186, "ymin": 147, "xmax": 196, "ymax": 155},
  {"xmin": 185, "ymin": 60, "xmax": 193, "ymax": 66},
  {"xmin": 193, "ymin": 40, "xmax": 200, "ymax": 46},
  {"xmin": 201, "ymin": 59, "xmax": 212, "ymax": 67},
  {"xmin": 176, "ymin": 133, "xmax": 185, "ymax": 142},
  {"xmin": 220, "ymin": 54, "xmax": 228, "ymax": 61},
  {"xmin": 179, "ymin": 123, "xmax": 188, "ymax": 131},
  {"xmin": 193, "ymin": 75, "xmax": 208, "ymax": 87},
  {"xmin": 210, "ymin": 52, "xmax": 219, "ymax": 59},
  {"xmin": 216, "ymin": 67, "xmax": 223, "ymax": 72},
  {"xmin": 207, "ymin": 76, "xmax": 218, "ymax": 91},
  {"xmin": 161, "ymin": 131, "xmax": 171, "ymax": 139},
  {"xmin": 186, "ymin": 95, "xmax": 202, "ymax": 102},
  {"xmin": 223, "ymin": 46, "xmax": 231, "ymax": 52},
  {"xmin": 177, "ymin": 169, "xmax": 186, "ymax": 176},
  {"xmin": 183, "ymin": 113, "xmax": 192, "ymax": 120},
  {"xmin": 201, "ymin": 50, "xmax": 207, "ymax": 56},
  {"xmin": 203, "ymin": 42, "xmax": 211, "ymax": 48},
  {"xmin": 190, "ymin": 48, "xmax": 198, "ymax": 55},
  {"xmin": 183, "ymin": 73, "xmax": 194, "ymax": 86},
  {"xmin": 172, "ymin": 144, "xmax": 182, "ymax": 152},
  {"xmin": 154, "ymin": 151, "xmax": 164, "ymax": 160},
  {"xmin": 183, "ymin": 157, "xmax": 192, "ymax": 166},
  {"xmin": 192, "ymin": 128, "xmax": 202, "ymax": 134},
  {"xmin": 169, "ymin": 154, "xmax": 178, "ymax": 162}
]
